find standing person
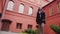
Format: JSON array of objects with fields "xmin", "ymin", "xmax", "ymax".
[{"xmin": 36, "ymin": 8, "xmax": 46, "ymax": 34}]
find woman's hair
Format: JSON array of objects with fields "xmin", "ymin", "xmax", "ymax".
[
  {"xmin": 38, "ymin": 8, "xmax": 42, "ymax": 13},
  {"xmin": 38, "ymin": 8, "xmax": 40, "ymax": 11}
]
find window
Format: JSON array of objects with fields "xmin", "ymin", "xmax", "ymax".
[
  {"xmin": 28, "ymin": 7, "xmax": 33, "ymax": 16},
  {"xmin": 36, "ymin": 25, "xmax": 38, "ymax": 28},
  {"xmin": 16, "ymin": 23, "xmax": 22, "ymax": 29},
  {"xmin": 7, "ymin": 1, "xmax": 14, "ymax": 11},
  {"xmin": 57, "ymin": 1, "xmax": 60, "ymax": 12},
  {"xmin": 18, "ymin": 4, "xmax": 24, "ymax": 13},
  {"xmin": 28, "ymin": 24, "xmax": 32, "ymax": 29},
  {"xmin": 0, "ymin": 13, "xmax": 2, "ymax": 18},
  {"xmin": 49, "ymin": 6, "xmax": 54, "ymax": 16}
]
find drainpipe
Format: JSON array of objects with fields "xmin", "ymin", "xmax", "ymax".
[
  {"xmin": 1, "ymin": 0, "xmax": 9, "ymax": 19},
  {"xmin": 0, "ymin": 0, "xmax": 9, "ymax": 30}
]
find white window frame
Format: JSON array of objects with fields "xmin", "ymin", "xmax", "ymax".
[
  {"xmin": 7, "ymin": 1, "xmax": 14, "ymax": 11},
  {"xmin": 49, "ymin": 6, "xmax": 54, "ymax": 16},
  {"xmin": 18, "ymin": 4, "xmax": 24, "ymax": 13},
  {"xmin": 57, "ymin": 2, "xmax": 60, "ymax": 12},
  {"xmin": 28, "ymin": 7, "xmax": 33, "ymax": 16}
]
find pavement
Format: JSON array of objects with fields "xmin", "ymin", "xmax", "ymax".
[{"xmin": 0, "ymin": 31, "xmax": 18, "ymax": 34}]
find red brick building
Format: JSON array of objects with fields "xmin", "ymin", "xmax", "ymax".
[
  {"xmin": 43, "ymin": 0, "xmax": 60, "ymax": 34},
  {"xmin": 0, "ymin": 0, "xmax": 41, "ymax": 32},
  {"xmin": 0, "ymin": 0, "xmax": 60, "ymax": 34}
]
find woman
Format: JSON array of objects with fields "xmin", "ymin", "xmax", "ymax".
[{"xmin": 36, "ymin": 8, "xmax": 46, "ymax": 34}]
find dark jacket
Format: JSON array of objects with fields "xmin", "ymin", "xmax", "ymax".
[{"xmin": 36, "ymin": 8, "xmax": 45, "ymax": 24}]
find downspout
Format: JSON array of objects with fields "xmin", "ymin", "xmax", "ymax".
[
  {"xmin": 1, "ymin": 0, "xmax": 9, "ymax": 19},
  {"xmin": 0, "ymin": 0, "xmax": 9, "ymax": 30}
]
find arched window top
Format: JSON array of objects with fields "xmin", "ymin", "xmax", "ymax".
[
  {"xmin": 30, "ymin": 6, "xmax": 33, "ymax": 9},
  {"xmin": 18, "ymin": 4, "xmax": 24, "ymax": 13},
  {"xmin": 2, "ymin": 19, "xmax": 12, "ymax": 24},
  {"xmin": 10, "ymin": 0, "xmax": 14, "ymax": 1},
  {"xmin": 20, "ymin": 3, "xmax": 24, "ymax": 5},
  {"xmin": 19, "ymin": 4, "xmax": 25, "ymax": 7},
  {"xmin": 8, "ymin": 1, "xmax": 14, "ymax": 5},
  {"xmin": 29, "ymin": 6, "xmax": 33, "ymax": 11},
  {"xmin": 7, "ymin": 1, "xmax": 14, "ymax": 11}
]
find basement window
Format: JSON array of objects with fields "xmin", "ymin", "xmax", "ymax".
[
  {"xmin": 28, "ymin": 24, "xmax": 32, "ymax": 29},
  {"xmin": 16, "ymin": 23, "xmax": 22, "ymax": 29},
  {"xmin": 36, "ymin": 25, "xmax": 38, "ymax": 28}
]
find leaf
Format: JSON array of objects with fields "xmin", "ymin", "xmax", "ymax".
[{"xmin": 50, "ymin": 24, "xmax": 60, "ymax": 34}]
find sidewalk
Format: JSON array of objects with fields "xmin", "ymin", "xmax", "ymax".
[{"xmin": 0, "ymin": 31, "xmax": 18, "ymax": 34}]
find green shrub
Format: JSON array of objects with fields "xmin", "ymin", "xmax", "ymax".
[
  {"xmin": 22, "ymin": 29, "xmax": 38, "ymax": 34},
  {"xmin": 19, "ymin": 32, "xmax": 28, "ymax": 34},
  {"xmin": 50, "ymin": 24, "xmax": 60, "ymax": 34}
]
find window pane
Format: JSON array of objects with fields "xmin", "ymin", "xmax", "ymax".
[
  {"xmin": 28, "ymin": 24, "xmax": 32, "ymax": 29},
  {"xmin": 57, "ymin": 2, "xmax": 60, "ymax": 12},
  {"xmin": 36, "ymin": 25, "xmax": 38, "ymax": 28},
  {"xmin": 16, "ymin": 23, "xmax": 22, "ymax": 29},
  {"xmin": 28, "ymin": 7, "xmax": 33, "ymax": 16},
  {"xmin": 7, "ymin": 1, "xmax": 14, "ymax": 11},
  {"xmin": 49, "ymin": 6, "xmax": 53, "ymax": 16},
  {"xmin": 18, "ymin": 4, "xmax": 24, "ymax": 13}
]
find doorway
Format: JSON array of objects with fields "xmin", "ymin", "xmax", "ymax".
[{"xmin": 1, "ymin": 19, "xmax": 12, "ymax": 31}]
